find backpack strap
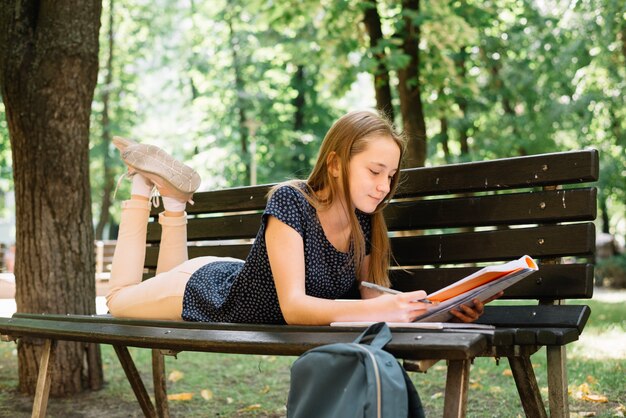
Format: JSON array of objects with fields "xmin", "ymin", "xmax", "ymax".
[{"xmin": 352, "ymin": 322, "xmax": 392, "ymax": 348}]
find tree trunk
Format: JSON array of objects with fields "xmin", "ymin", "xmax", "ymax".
[
  {"xmin": 397, "ymin": 0, "xmax": 427, "ymax": 168},
  {"xmin": 227, "ymin": 16, "xmax": 251, "ymax": 185},
  {"xmin": 0, "ymin": 1, "xmax": 103, "ymax": 396},
  {"xmin": 439, "ymin": 116, "xmax": 451, "ymax": 163},
  {"xmin": 293, "ymin": 65, "xmax": 306, "ymax": 131},
  {"xmin": 363, "ymin": 0, "xmax": 394, "ymax": 120},
  {"xmin": 455, "ymin": 46, "xmax": 470, "ymax": 157},
  {"xmin": 599, "ymin": 196, "xmax": 611, "ymax": 235},
  {"xmin": 484, "ymin": 49, "xmax": 524, "ymax": 155},
  {"xmin": 95, "ymin": 0, "xmax": 115, "ymax": 240}
]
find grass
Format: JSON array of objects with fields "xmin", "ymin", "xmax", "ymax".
[{"xmin": 0, "ymin": 294, "xmax": 624, "ymax": 417}]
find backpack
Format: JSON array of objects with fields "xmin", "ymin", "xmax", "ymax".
[{"xmin": 287, "ymin": 322, "xmax": 425, "ymax": 418}]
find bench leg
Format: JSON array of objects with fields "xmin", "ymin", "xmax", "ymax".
[
  {"xmin": 508, "ymin": 355, "xmax": 548, "ymax": 418},
  {"xmin": 86, "ymin": 343, "xmax": 104, "ymax": 390},
  {"xmin": 113, "ymin": 345, "xmax": 157, "ymax": 418},
  {"xmin": 32, "ymin": 339, "xmax": 55, "ymax": 418},
  {"xmin": 152, "ymin": 349, "xmax": 170, "ymax": 418},
  {"xmin": 547, "ymin": 346, "xmax": 569, "ymax": 418},
  {"xmin": 443, "ymin": 359, "xmax": 471, "ymax": 418}
]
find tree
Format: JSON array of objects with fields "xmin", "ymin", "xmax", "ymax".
[
  {"xmin": 0, "ymin": 1, "xmax": 103, "ymax": 395},
  {"xmin": 77, "ymin": 1, "xmax": 624, "ymax": 245},
  {"xmin": 226, "ymin": 8, "xmax": 253, "ymax": 185},
  {"xmin": 362, "ymin": 0, "xmax": 395, "ymax": 120},
  {"xmin": 95, "ymin": 0, "xmax": 116, "ymax": 240},
  {"xmin": 396, "ymin": 0, "xmax": 427, "ymax": 167}
]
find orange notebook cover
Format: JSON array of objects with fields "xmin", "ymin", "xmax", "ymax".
[{"xmin": 427, "ymin": 255, "xmax": 538, "ymax": 303}]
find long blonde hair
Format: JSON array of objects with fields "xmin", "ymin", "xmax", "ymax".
[{"xmin": 271, "ymin": 110, "xmax": 405, "ymax": 287}]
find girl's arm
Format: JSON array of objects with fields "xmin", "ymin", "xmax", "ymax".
[
  {"xmin": 266, "ymin": 216, "xmax": 429, "ymax": 325},
  {"xmin": 356, "ymin": 254, "xmax": 385, "ymax": 299},
  {"xmin": 356, "ymin": 236, "xmax": 496, "ymax": 323}
]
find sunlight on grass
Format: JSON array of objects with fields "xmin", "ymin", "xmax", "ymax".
[
  {"xmin": 570, "ymin": 292, "xmax": 626, "ymax": 361},
  {"xmin": 571, "ymin": 326, "xmax": 626, "ymax": 360},
  {"xmin": 1, "ymin": 289, "xmax": 625, "ymax": 416}
]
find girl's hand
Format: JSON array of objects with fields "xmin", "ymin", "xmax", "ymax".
[
  {"xmin": 449, "ymin": 291, "xmax": 504, "ymax": 323},
  {"xmin": 374, "ymin": 290, "xmax": 431, "ymax": 323}
]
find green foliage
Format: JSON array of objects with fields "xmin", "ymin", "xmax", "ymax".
[{"xmin": 1, "ymin": 0, "xmax": 623, "ymax": 238}]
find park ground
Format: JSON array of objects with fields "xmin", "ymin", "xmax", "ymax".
[{"xmin": 0, "ymin": 286, "xmax": 624, "ymax": 417}]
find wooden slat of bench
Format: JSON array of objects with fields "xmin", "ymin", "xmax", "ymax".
[
  {"xmin": 476, "ymin": 305, "xmax": 591, "ymax": 333},
  {"xmin": 386, "ymin": 188, "xmax": 596, "ymax": 230},
  {"xmin": 441, "ymin": 326, "xmax": 582, "ymax": 348},
  {"xmin": 392, "ymin": 264, "xmax": 594, "ymax": 299},
  {"xmin": 143, "ymin": 223, "xmax": 594, "ymax": 269},
  {"xmin": 147, "ymin": 213, "xmax": 262, "ymax": 243},
  {"xmin": 535, "ymin": 328, "xmax": 581, "ymax": 345},
  {"xmin": 11, "ymin": 313, "xmax": 579, "ymax": 347},
  {"xmin": 0, "ymin": 317, "xmax": 487, "ymax": 360},
  {"xmin": 170, "ymin": 150, "xmax": 598, "ymax": 215},
  {"xmin": 397, "ymin": 149, "xmax": 598, "ymax": 197},
  {"xmin": 7, "ymin": 311, "xmax": 582, "ymax": 348},
  {"xmin": 8, "ymin": 313, "xmax": 385, "ymax": 333},
  {"xmin": 391, "ymin": 223, "xmax": 595, "ymax": 265},
  {"xmin": 488, "ymin": 327, "xmax": 580, "ymax": 347},
  {"xmin": 513, "ymin": 328, "xmax": 539, "ymax": 345},
  {"xmin": 146, "ymin": 188, "xmax": 597, "ymax": 243},
  {"xmin": 158, "ymin": 185, "xmax": 272, "ymax": 216}
]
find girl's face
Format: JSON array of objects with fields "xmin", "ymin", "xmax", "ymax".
[{"xmin": 347, "ymin": 135, "xmax": 401, "ymax": 213}]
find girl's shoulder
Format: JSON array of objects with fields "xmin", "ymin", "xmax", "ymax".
[
  {"xmin": 266, "ymin": 181, "xmax": 314, "ymax": 212},
  {"xmin": 264, "ymin": 182, "xmax": 316, "ymax": 234},
  {"xmin": 268, "ymin": 181, "xmax": 309, "ymax": 203}
]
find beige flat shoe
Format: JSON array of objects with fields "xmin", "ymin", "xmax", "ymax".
[{"xmin": 121, "ymin": 144, "xmax": 201, "ymax": 203}]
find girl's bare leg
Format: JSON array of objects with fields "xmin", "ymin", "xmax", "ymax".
[
  {"xmin": 105, "ymin": 205, "xmax": 192, "ymax": 320},
  {"xmin": 106, "ymin": 138, "xmax": 201, "ymax": 320},
  {"xmin": 156, "ymin": 198, "xmax": 188, "ymax": 274},
  {"xmin": 106, "ymin": 198, "xmax": 151, "ymax": 292}
]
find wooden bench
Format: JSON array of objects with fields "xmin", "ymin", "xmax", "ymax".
[
  {"xmin": 0, "ymin": 149, "xmax": 598, "ymax": 417},
  {"xmin": 94, "ymin": 240, "xmax": 116, "ymax": 281}
]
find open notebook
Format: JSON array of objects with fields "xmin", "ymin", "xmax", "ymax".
[
  {"xmin": 412, "ymin": 255, "xmax": 537, "ymax": 322},
  {"xmin": 331, "ymin": 255, "xmax": 538, "ymax": 326}
]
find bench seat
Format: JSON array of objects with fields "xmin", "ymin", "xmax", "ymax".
[
  {"xmin": 2, "ymin": 313, "xmax": 488, "ymax": 360},
  {"xmin": 2, "ymin": 304, "xmax": 590, "ymax": 354}
]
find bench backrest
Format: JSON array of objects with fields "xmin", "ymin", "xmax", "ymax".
[
  {"xmin": 95, "ymin": 240, "xmax": 116, "ymax": 279},
  {"xmin": 146, "ymin": 149, "xmax": 598, "ymax": 303}
]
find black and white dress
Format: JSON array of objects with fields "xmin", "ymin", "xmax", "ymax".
[{"xmin": 181, "ymin": 184, "xmax": 371, "ymax": 324}]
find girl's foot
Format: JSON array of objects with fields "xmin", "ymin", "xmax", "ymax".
[{"xmin": 120, "ymin": 143, "xmax": 201, "ymax": 203}]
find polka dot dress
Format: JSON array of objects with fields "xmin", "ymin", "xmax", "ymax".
[{"xmin": 181, "ymin": 184, "xmax": 372, "ymax": 324}]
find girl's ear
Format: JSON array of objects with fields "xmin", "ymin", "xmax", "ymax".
[{"xmin": 326, "ymin": 151, "xmax": 341, "ymax": 178}]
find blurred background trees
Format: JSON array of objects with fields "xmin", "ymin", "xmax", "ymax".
[
  {"xmin": 1, "ymin": 0, "xmax": 624, "ymax": 265},
  {"xmin": 0, "ymin": 0, "xmax": 623, "ymax": 397}
]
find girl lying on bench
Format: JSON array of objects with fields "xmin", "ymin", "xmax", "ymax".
[{"xmin": 106, "ymin": 110, "xmax": 493, "ymax": 325}]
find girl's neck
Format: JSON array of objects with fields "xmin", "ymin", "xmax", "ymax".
[
  {"xmin": 314, "ymin": 187, "xmax": 350, "ymax": 228},
  {"xmin": 315, "ymin": 190, "xmax": 352, "ymax": 253},
  {"xmin": 319, "ymin": 200, "xmax": 349, "ymax": 228}
]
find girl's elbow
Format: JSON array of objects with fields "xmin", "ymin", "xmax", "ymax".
[
  {"xmin": 279, "ymin": 301, "xmax": 312, "ymax": 325},
  {"xmin": 281, "ymin": 307, "xmax": 304, "ymax": 325},
  {"xmin": 283, "ymin": 315, "xmax": 301, "ymax": 325}
]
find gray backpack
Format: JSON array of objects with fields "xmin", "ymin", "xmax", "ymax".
[{"xmin": 287, "ymin": 322, "xmax": 424, "ymax": 418}]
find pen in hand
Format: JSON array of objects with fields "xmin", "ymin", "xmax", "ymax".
[{"xmin": 360, "ymin": 281, "xmax": 433, "ymax": 304}]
